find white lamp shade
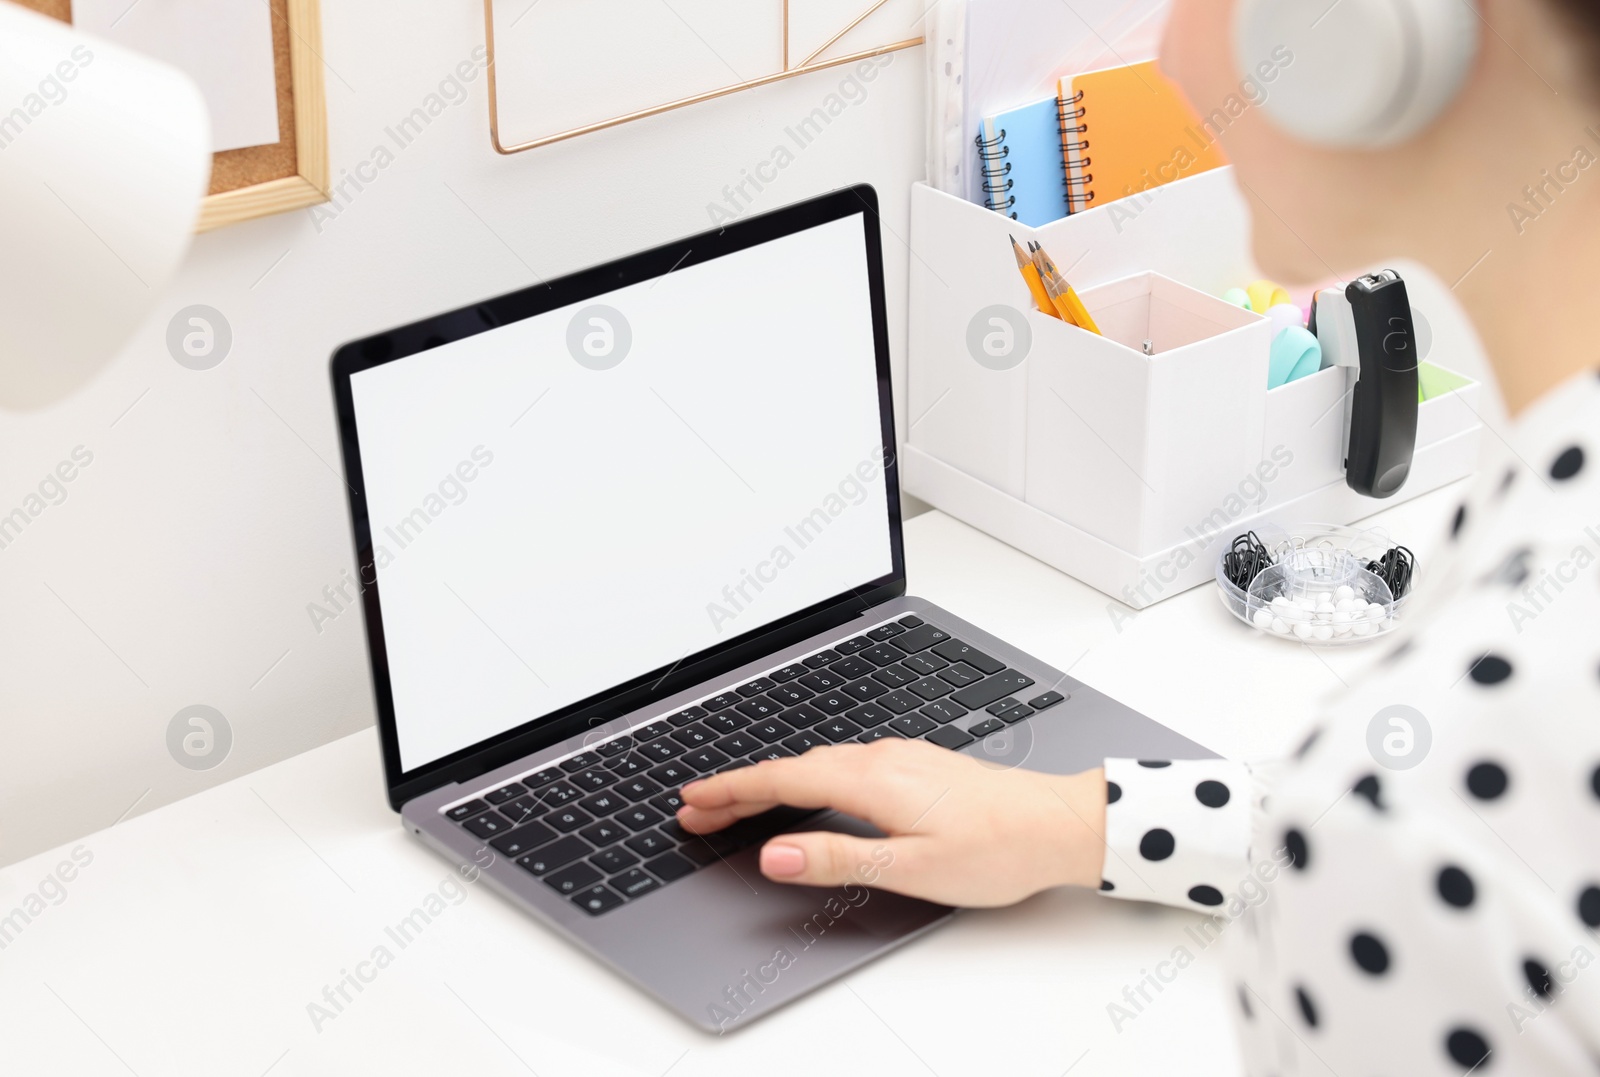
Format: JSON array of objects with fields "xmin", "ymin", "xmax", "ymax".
[{"xmin": 0, "ymin": 0, "xmax": 211, "ymax": 410}]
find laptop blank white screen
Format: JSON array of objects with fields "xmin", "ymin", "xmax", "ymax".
[{"xmin": 349, "ymin": 214, "xmax": 895, "ymax": 771}]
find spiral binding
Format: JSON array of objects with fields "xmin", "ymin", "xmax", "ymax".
[
  {"xmin": 974, "ymin": 129, "xmax": 1017, "ymax": 218},
  {"xmin": 1056, "ymin": 89, "xmax": 1095, "ymax": 212}
]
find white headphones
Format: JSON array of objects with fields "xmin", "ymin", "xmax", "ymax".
[{"xmin": 1234, "ymin": 0, "xmax": 1480, "ymax": 147}]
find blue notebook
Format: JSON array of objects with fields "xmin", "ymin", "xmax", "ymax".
[{"xmin": 976, "ymin": 97, "xmax": 1068, "ymax": 226}]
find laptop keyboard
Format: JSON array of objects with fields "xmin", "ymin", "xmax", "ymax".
[{"xmin": 443, "ymin": 615, "xmax": 1065, "ymax": 916}]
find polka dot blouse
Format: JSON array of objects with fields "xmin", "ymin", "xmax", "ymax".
[{"xmin": 1098, "ymin": 370, "xmax": 1600, "ymax": 1073}]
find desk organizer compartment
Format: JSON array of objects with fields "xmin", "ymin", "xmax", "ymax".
[
  {"xmin": 1024, "ymin": 272, "xmax": 1271, "ymax": 554},
  {"xmin": 905, "ymin": 174, "xmax": 1486, "ymax": 608}
]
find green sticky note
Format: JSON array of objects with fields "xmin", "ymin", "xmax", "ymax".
[{"xmin": 1417, "ymin": 362, "xmax": 1471, "ymax": 402}]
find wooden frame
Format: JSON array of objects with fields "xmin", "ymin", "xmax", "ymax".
[
  {"xmin": 25, "ymin": 0, "xmax": 328, "ymax": 231},
  {"xmin": 483, "ymin": 0, "xmax": 923, "ymax": 155}
]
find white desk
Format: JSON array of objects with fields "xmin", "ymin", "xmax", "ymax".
[{"xmin": 0, "ymin": 491, "xmax": 1458, "ymax": 1077}]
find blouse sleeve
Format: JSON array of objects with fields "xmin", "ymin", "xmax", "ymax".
[{"xmin": 1098, "ymin": 756, "xmax": 1267, "ymax": 913}]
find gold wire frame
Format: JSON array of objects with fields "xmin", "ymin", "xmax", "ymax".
[{"xmin": 482, "ymin": 0, "xmax": 924, "ymax": 154}]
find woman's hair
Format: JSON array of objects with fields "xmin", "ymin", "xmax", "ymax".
[{"xmin": 1544, "ymin": 0, "xmax": 1600, "ymax": 83}]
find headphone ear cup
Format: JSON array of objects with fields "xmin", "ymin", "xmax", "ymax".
[{"xmin": 1234, "ymin": 0, "xmax": 1479, "ymax": 148}]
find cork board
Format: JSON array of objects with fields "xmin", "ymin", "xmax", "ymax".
[{"xmin": 22, "ymin": 0, "xmax": 328, "ymax": 229}]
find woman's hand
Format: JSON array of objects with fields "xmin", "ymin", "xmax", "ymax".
[{"xmin": 677, "ymin": 739, "xmax": 1108, "ymax": 907}]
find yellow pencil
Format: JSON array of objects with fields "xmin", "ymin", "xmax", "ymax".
[
  {"xmin": 1010, "ymin": 235, "xmax": 1058, "ymax": 318},
  {"xmin": 1034, "ymin": 244, "xmax": 1102, "ymax": 335}
]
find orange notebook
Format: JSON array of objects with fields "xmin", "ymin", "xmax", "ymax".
[{"xmin": 1058, "ymin": 61, "xmax": 1228, "ymax": 213}]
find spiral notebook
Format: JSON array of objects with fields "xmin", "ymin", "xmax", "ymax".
[
  {"xmin": 976, "ymin": 97, "xmax": 1071, "ymax": 227},
  {"xmin": 1059, "ymin": 61, "xmax": 1228, "ymax": 213}
]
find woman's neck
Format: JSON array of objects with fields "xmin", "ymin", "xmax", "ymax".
[{"xmin": 1451, "ymin": 165, "xmax": 1600, "ymax": 418}]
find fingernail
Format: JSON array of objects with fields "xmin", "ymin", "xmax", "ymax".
[{"xmin": 761, "ymin": 843, "xmax": 806, "ymax": 877}]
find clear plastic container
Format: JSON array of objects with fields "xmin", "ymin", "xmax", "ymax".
[{"xmin": 1216, "ymin": 523, "xmax": 1408, "ymax": 645}]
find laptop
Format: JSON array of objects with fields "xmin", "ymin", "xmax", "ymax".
[{"xmin": 330, "ymin": 185, "xmax": 1212, "ymax": 1033}]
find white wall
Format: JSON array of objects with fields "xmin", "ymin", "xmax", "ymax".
[{"xmin": 0, "ymin": 0, "xmax": 926, "ymax": 866}]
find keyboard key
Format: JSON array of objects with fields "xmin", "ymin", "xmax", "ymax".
[
  {"xmin": 606, "ymin": 755, "xmax": 649, "ymax": 777},
  {"xmin": 867, "ymin": 623, "xmax": 906, "ymax": 641},
  {"xmin": 516, "ymin": 835, "xmax": 590, "ymax": 875},
  {"xmin": 858, "ymin": 726, "xmax": 903, "ymax": 743},
  {"xmin": 610, "ymin": 868, "xmax": 660, "ymax": 899},
  {"xmin": 907, "ymin": 676, "xmax": 953, "ymax": 701},
  {"xmin": 871, "ymin": 664, "xmax": 916, "ymax": 688},
  {"xmin": 860, "ymin": 644, "xmax": 905, "ymax": 667},
  {"xmin": 485, "ymin": 782, "xmax": 526, "ymax": 805},
  {"xmin": 782, "ymin": 729, "xmax": 829, "ymax": 754},
  {"xmin": 926, "ymin": 726, "xmax": 975, "ymax": 750},
  {"xmin": 670, "ymin": 724, "xmax": 716, "ymax": 748},
  {"xmin": 589, "ymin": 846, "xmax": 638, "ymax": 873},
  {"xmin": 579, "ymin": 790, "xmax": 627, "ymax": 816},
  {"xmin": 936, "ymin": 662, "xmax": 984, "ymax": 688},
  {"xmin": 625, "ymin": 830, "xmax": 672, "ymax": 857},
  {"xmin": 702, "ymin": 711, "xmax": 750, "ymax": 735},
  {"xmin": 645, "ymin": 851, "xmax": 696, "ymax": 883},
  {"xmin": 781, "ymin": 704, "xmax": 826, "ymax": 728},
  {"xmin": 735, "ymin": 697, "xmax": 782, "ymax": 720},
  {"xmin": 498, "ymin": 796, "xmax": 542, "ymax": 825},
  {"xmin": 648, "ymin": 761, "xmax": 697, "ymax": 786},
  {"xmin": 967, "ymin": 717, "xmax": 1006, "ymax": 739},
  {"xmin": 649, "ymin": 790, "xmax": 684, "ymax": 815},
  {"xmin": 640, "ymin": 721, "xmax": 676, "ymax": 740},
  {"xmin": 997, "ymin": 704, "xmax": 1033, "ymax": 724},
  {"xmin": 447, "ymin": 799, "xmax": 489, "ymax": 823},
  {"xmin": 829, "ymin": 655, "xmax": 875, "ymax": 680},
  {"xmin": 658, "ymin": 817, "xmax": 690, "ymax": 842},
  {"xmin": 986, "ymin": 698, "xmax": 1020, "ymax": 715},
  {"xmin": 637, "ymin": 739, "xmax": 685, "ymax": 763},
  {"xmin": 580, "ymin": 820, "xmax": 629, "ymax": 846},
  {"xmin": 489, "ymin": 820, "xmax": 557, "ymax": 857},
  {"xmin": 524, "ymin": 767, "xmax": 564, "ymax": 789},
  {"xmin": 898, "ymin": 615, "xmax": 925, "ymax": 628},
  {"xmin": 797, "ymin": 670, "xmax": 845, "ymax": 692},
  {"xmin": 1029, "ymin": 690, "xmax": 1065, "ymax": 710},
  {"xmin": 749, "ymin": 745, "xmax": 795, "ymax": 763},
  {"xmin": 618, "ymin": 806, "xmax": 665, "ymax": 832},
  {"xmin": 951, "ymin": 670, "xmax": 1035, "ymax": 709},
  {"xmin": 847, "ymin": 702, "xmax": 894, "ymax": 728},
  {"xmin": 545, "ymin": 861, "xmax": 602, "ymax": 896},
  {"xmin": 536, "ymin": 781, "xmax": 582, "ymax": 807},
  {"xmin": 748, "ymin": 718, "xmax": 797, "ymax": 743},
  {"xmin": 815, "ymin": 717, "xmax": 864, "ymax": 742},
  {"xmin": 766, "ymin": 682, "xmax": 813, "ymax": 707},
  {"xmin": 737, "ymin": 678, "xmax": 776, "ymax": 697},
  {"xmin": 835, "ymin": 636, "xmax": 872, "ymax": 655},
  {"xmin": 888, "ymin": 623, "xmax": 950, "ymax": 653},
  {"xmin": 842, "ymin": 678, "xmax": 889, "ymax": 702},
  {"xmin": 803, "ymin": 650, "xmax": 841, "ymax": 668},
  {"xmin": 771, "ymin": 663, "xmax": 808, "ymax": 682},
  {"xmin": 617, "ymin": 777, "xmax": 664, "ymax": 801},
  {"xmin": 680, "ymin": 838, "xmax": 725, "ymax": 865},
  {"xmin": 567, "ymin": 768, "xmax": 616, "ymax": 792},
  {"xmin": 595, "ymin": 736, "xmax": 634, "ymax": 757},
  {"xmin": 684, "ymin": 747, "xmax": 731, "ymax": 771},
  {"xmin": 548, "ymin": 808, "xmax": 593, "ymax": 833},
  {"xmin": 812, "ymin": 690, "xmax": 853, "ymax": 714},
  {"xmin": 462, "ymin": 812, "xmax": 510, "ymax": 839},
  {"xmin": 573, "ymin": 885, "xmax": 625, "ymax": 915},
  {"xmin": 900, "ymin": 652, "xmax": 948, "ymax": 675},
  {"xmin": 715, "ymin": 731, "xmax": 763, "ymax": 756},
  {"xmin": 888, "ymin": 714, "xmax": 936, "ymax": 737},
  {"xmin": 932, "ymin": 639, "xmax": 1005, "ymax": 674},
  {"xmin": 561, "ymin": 752, "xmax": 601, "ymax": 773},
  {"xmin": 919, "ymin": 700, "xmax": 967, "ymax": 724},
  {"xmin": 879, "ymin": 689, "xmax": 923, "ymax": 714},
  {"xmin": 666, "ymin": 705, "xmax": 708, "ymax": 726},
  {"xmin": 702, "ymin": 694, "xmax": 740, "ymax": 713}
]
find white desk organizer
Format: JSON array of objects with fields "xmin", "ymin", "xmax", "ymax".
[{"xmin": 905, "ymin": 171, "xmax": 1484, "ymax": 608}]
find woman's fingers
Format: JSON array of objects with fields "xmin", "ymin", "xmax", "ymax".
[
  {"xmin": 757, "ymin": 831, "xmax": 905, "ymax": 889},
  {"xmin": 679, "ymin": 743, "xmax": 905, "ymax": 828}
]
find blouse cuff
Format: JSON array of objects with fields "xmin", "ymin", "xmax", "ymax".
[{"xmin": 1098, "ymin": 757, "xmax": 1256, "ymax": 913}]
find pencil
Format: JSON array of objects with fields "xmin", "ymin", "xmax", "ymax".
[
  {"xmin": 1034, "ymin": 245, "xmax": 1102, "ymax": 335},
  {"xmin": 1010, "ymin": 235, "xmax": 1058, "ymax": 317}
]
